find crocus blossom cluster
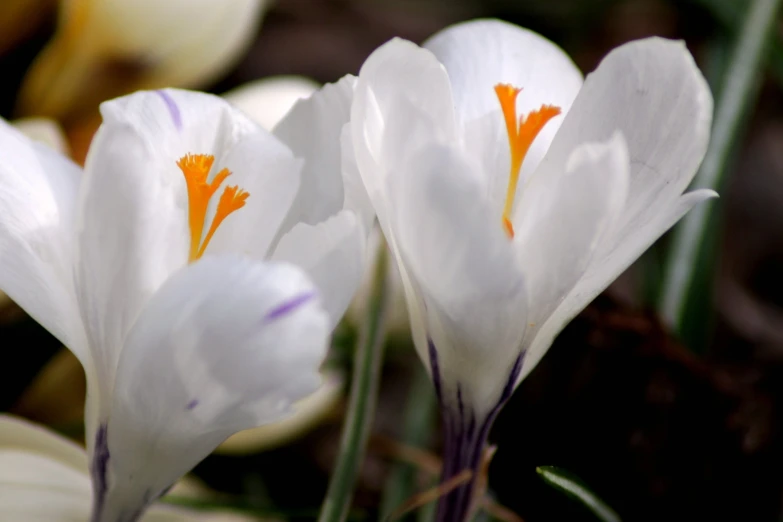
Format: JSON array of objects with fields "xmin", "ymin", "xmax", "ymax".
[{"xmin": 0, "ymin": 16, "xmax": 714, "ymax": 522}]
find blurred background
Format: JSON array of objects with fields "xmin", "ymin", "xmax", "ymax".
[{"xmin": 1, "ymin": 0, "xmax": 782, "ymax": 520}]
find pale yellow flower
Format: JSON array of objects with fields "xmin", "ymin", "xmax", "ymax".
[{"xmin": 17, "ymin": 0, "xmax": 270, "ymax": 121}]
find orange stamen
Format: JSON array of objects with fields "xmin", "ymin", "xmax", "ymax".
[
  {"xmin": 177, "ymin": 154, "xmax": 249, "ymax": 262},
  {"xmin": 494, "ymin": 84, "xmax": 561, "ymax": 238},
  {"xmin": 197, "ymin": 186, "xmax": 249, "ymax": 259}
]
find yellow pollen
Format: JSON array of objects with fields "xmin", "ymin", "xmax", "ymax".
[
  {"xmin": 494, "ymin": 84, "xmax": 561, "ymax": 238},
  {"xmin": 177, "ymin": 153, "xmax": 249, "ymax": 262}
]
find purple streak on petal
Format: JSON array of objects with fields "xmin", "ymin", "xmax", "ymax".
[
  {"xmin": 264, "ymin": 291, "xmax": 316, "ymax": 322},
  {"xmin": 89, "ymin": 424, "xmax": 110, "ymax": 522},
  {"xmin": 155, "ymin": 90, "xmax": 182, "ymax": 130},
  {"xmin": 427, "ymin": 338, "xmax": 443, "ymax": 404},
  {"xmin": 435, "ymin": 352, "xmax": 525, "ymax": 522},
  {"xmin": 186, "ymin": 399, "xmax": 199, "ymax": 410}
]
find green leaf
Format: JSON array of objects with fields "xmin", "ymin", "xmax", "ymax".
[
  {"xmin": 317, "ymin": 243, "xmax": 391, "ymax": 522},
  {"xmin": 690, "ymin": 0, "xmax": 783, "ymax": 87},
  {"xmin": 536, "ymin": 466, "xmax": 621, "ymax": 522},
  {"xmin": 658, "ymin": 0, "xmax": 783, "ymax": 349}
]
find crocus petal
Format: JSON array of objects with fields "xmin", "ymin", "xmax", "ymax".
[
  {"xmin": 75, "ymin": 89, "xmax": 300, "ymax": 404},
  {"xmin": 542, "ymin": 37, "xmax": 712, "ymax": 248},
  {"xmin": 224, "ymin": 76, "xmax": 320, "ymax": 131},
  {"xmin": 515, "ymin": 132, "xmax": 630, "ymax": 333},
  {"xmin": 75, "ymin": 92, "xmax": 191, "ymax": 401},
  {"xmin": 0, "ymin": 120, "xmax": 88, "ymax": 363},
  {"xmin": 387, "ymin": 144, "xmax": 527, "ymax": 413},
  {"xmin": 217, "ymin": 367, "xmax": 343, "ymax": 454},
  {"xmin": 424, "ymin": 19, "xmax": 583, "ymax": 211},
  {"xmin": 272, "ymin": 210, "xmax": 365, "ymax": 328},
  {"xmin": 201, "ymin": 131, "xmax": 303, "ymax": 260},
  {"xmin": 352, "ymin": 38, "xmax": 457, "ymax": 209},
  {"xmin": 520, "ymin": 187, "xmax": 716, "ymax": 384},
  {"xmin": 424, "ymin": 19, "xmax": 583, "ymax": 126},
  {"xmin": 339, "ymin": 125, "xmax": 376, "ymax": 234},
  {"xmin": 273, "ymin": 75, "xmax": 356, "ymax": 230},
  {"xmin": 98, "ymin": 256, "xmax": 328, "ymax": 519},
  {"xmin": 4, "ymin": 115, "xmax": 71, "ymax": 312},
  {"xmin": 516, "ymin": 37, "xmax": 715, "ymax": 382}
]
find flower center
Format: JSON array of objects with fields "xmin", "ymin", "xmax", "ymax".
[
  {"xmin": 177, "ymin": 154, "xmax": 250, "ymax": 262},
  {"xmin": 494, "ymin": 84, "xmax": 561, "ymax": 238}
]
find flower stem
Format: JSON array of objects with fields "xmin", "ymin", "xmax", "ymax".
[
  {"xmin": 658, "ymin": 0, "xmax": 783, "ymax": 348},
  {"xmin": 379, "ymin": 362, "xmax": 439, "ymax": 520},
  {"xmin": 317, "ymin": 243, "xmax": 390, "ymax": 522}
]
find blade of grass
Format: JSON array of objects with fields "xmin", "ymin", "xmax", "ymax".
[
  {"xmin": 536, "ymin": 466, "xmax": 620, "ymax": 522},
  {"xmin": 690, "ymin": 0, "xmax": 783, "ymax": 87},
  {"xmin": 317, "ymin": 243, "xmax": 391, "ymax": 522},
  {"xmin": 658, "ymin": 0, "xmax": 783, "ymax": 347},
  {"xmin": 379, "ymin": 362, "xmax": 439, "ymax": 521},
  {"xmin": 416, "ymin": 481, "xmax": 438, "ymax": 522}
]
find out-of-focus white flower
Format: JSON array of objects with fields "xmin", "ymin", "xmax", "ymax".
[
  {"xmin": 17, "ymin": 0, "xmax": 269, "ymax": 120},
  {"xmin": 13, "ymin": 117, "xmax": 70, "ymax": 154},
  {"xmin": 0, "ymin": 414, "xmax": 259, "ymax": 521},
  {"xmin": 351, "ymin": 19, "xmax": 714, "ymax": 521},
  {"xmin": 224, "ymin": 76, "xmax": 320, "ymax": 131},
  {"xmin": 0, "ymin": 84, "xmax": 369, "ymax": 520}
]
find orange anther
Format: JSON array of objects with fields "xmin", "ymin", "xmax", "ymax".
[{"xmin": 177, "ymin": 154, "xmax": 249, "ymax": 261}]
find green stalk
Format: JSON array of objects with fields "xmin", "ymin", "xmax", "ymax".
[
  {"xmin": 658, "ymin": 0, "xmax": 783, "ymax": 346},
  {"xmin": 690, "ymin": 0, "xmax": 783, "ymax": 87},
  {"xmin": 317, "ymin": 244, "xmax": 390, "ymax": 522},
  {"xmin": 379, "ymin": 363, "xmax": 439, "ymax": 520}
]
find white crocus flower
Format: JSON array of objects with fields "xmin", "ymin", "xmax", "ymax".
[
  {"xmin": 13, "ymin": 117, "xmax": 71, "ymax": 154},
  {"xmin": 0, "ymin": 83, "xmax": 368, "ymax": 521},
  {"xmin": 351, "ymin": 19, "xmax": 714, "ymax": 521},
  {"xmin": 224, "ymin": 76, "xmax": 320, "ymax": 131},
  {"xmin": 17, "ymin": 0, "xmax": 269, "ymax": 119},
  {"xmin": 0, "ymin": 415, "xmax": 256, "ymax": 521}
]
